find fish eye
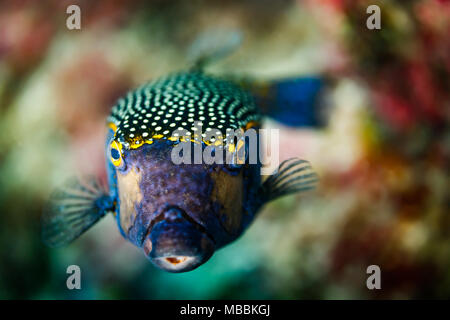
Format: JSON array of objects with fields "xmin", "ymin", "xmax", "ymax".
[
  {"xmin": 109, "ymin": 140, "xmax": 123, "ymax": 167},
  {"xmin": 111, "ymin": 148, "xmax": 120, "ymax": 160}
]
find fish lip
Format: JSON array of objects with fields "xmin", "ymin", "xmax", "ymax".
[
  {"xmin": 151, "ymin": 249, "xmax": 213, "ymax": 273},
  {"xmin": 139, "ymin": 204, "xmax": 216, "ymax": 247}
]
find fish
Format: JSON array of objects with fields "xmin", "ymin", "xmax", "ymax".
[{"xmin": 42, "ymin": 33, "xmax": 319, "ymax": 273}]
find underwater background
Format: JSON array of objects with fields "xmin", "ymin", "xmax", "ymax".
[{"xmin": 0, "ymin": 0, "xmax": 448, "ymax": 299}]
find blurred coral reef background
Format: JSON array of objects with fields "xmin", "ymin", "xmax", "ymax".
[{"xmin": 0, "ymin": 0, "xmax": 448, "ymax": 299}]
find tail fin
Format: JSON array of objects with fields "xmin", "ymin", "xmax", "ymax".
[{"xmin": 41, "ymin": 177, "xmax": 114, "ymax": 248}]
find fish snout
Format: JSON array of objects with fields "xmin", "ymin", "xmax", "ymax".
[{"xmin": 142, "ymin": 207, "xmax": 215, "ymax": 272}]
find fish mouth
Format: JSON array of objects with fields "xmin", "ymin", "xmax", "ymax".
[
  {"xmin": 152, "ymin": 254, "xmax": 209, "ymax": 273},
  {"xmin": 141, "ymin": 205, "xmax": 216, "ymax": 272}
]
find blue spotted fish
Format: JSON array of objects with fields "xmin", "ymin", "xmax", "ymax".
[{"xmin": 42, "ymin": 35, "xmax": 320, "ymax": 272}]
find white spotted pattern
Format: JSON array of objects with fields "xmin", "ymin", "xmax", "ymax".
[{"xmin": 108, "ymin": 72, "xmax": 261, "ymax": 148}]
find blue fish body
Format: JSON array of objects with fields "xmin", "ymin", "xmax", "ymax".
[
  {"xmin": 106, "ymin": 72, "xmax": 265, "ymax": 271},
  {"xmin": 268, "ymin": 77, "xmax": 325, "ymax": 127},
  {"xmin": 42, "ymin": 71, "xmax": 318, "ymax": 272}
]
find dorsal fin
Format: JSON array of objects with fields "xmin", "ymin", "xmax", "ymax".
[{"xmin": 187, "ymin": 28, "xmax": 243, "ymax": 70}]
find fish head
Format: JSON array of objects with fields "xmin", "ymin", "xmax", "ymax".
[{"xmin": 107, "ymin": 138, "xmax": 245, "ymax": 272}]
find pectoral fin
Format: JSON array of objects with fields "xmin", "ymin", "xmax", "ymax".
[
  {"xmin": 260, "ymin": 158, "xmax": 318, "ymax": 203},
  {"xmin": 41, "ymin": 177, "xmax": 114, "ymax": 248}
]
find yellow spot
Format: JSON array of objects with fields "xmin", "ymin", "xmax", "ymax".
[
  {"xmin": 236, "ymin": 139, "xmax": 246, "ymax": 164},
  {"xmin": 245, "ymin": 121, "xmax": 259, "ymax": 130},
  {"xmin": 129, "ymin": 137, "xmax": 145, "ymax": 149},
  {"xmin": 108, "ymin": 122, "xmax": 118, "ymax": 132},
  {"xmin": 127, "ymin": 134, "xmax": 158, "ymax": 149}
]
